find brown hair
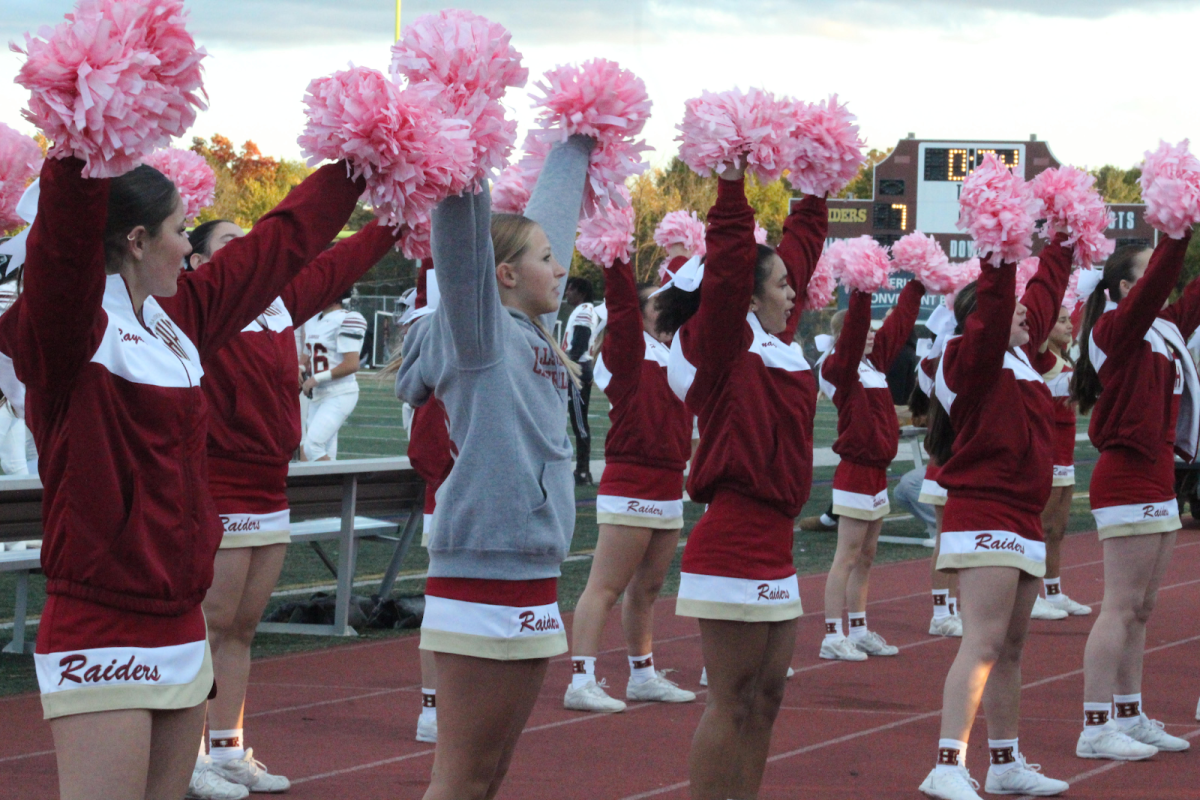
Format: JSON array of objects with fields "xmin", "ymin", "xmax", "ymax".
[
  {"xmin": 104, "ymin": 165, "xmax": 180, "ymax": 273},
  {"xmin": 923, "ymin": 282, "xmax": 982, "ymax": 464},
  {"xmin": 1070, "ymin": 244, "xmax": 1150, "ymax": 415}
]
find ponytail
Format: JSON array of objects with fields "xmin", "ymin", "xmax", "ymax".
[
  {"xmin": 925, "ymin": 392, "xmax": 954, "ymax": 466},
  {"xmin": 1070, "ymin": 244, "xmax": 1148, "ymax": 415}
]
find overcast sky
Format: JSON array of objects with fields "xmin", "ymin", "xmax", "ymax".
[{"xmin": 3, "ymin": 1, "xmax": 1198, "ymax": 171}]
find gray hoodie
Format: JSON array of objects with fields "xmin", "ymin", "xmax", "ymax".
[{"xmin": 395, "ymin": 136, "xmax": 592, "ymax": 580}]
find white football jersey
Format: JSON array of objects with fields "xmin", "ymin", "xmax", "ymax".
[
  {"xmin": 305, "ymin": 308, "xmax": 367, "ymax": 399},
  {"xmin": 562, "ymin": 302, "xmax": 595, "ymax": 363}
]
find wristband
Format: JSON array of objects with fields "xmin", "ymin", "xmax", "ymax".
[{"xmin": 314, "ymin": 370, "xmax": 333, "ymax": 384}]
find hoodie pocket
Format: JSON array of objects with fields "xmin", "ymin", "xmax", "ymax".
[{"xmin": 524, "ymin": 458, "xmax": 574, "ymax": 559}]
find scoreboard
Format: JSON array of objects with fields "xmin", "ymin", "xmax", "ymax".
[{"xmin": 806, "ymin": 136, "xmax": 1155, "ymax": 320}]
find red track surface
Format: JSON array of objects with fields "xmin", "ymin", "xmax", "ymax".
[{"xmin": 4, "ymin": 530, "xmax": 1199, "ymax": 799}]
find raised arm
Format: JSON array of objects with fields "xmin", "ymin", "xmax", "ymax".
[
  {"xmin": 523, "ymin": 135, "xmax": 595, "ymax": 333},
  {"xmin": 776, "ymin": 194, "xmax": 828, "ymax": 344},
  {"xmin": 1097, "ymin": 234, "xmax": 1191, "ymax": 361},
  {"xmin": 824, "ymin": 290, "xmax": 871, "ymax": 390},
  {"xmin": 15, "ymin": 157, "xmax": 109, "ymax": 393},
  {"xmin": 1161, "ymin": 250, "xmax": 1200, "ymax": 339},
  {"xmin": 945, "ymin": 261, "xmax": 1015, "ymax": 398},
  {"xmin": 600, "ymin": 259, "xmax": 646, "ymax": 380},
  {"xmin": 162, "ymin": 162, "xmax": 364, "ymax": 359},
  {"xmin": 694, "ymin": 176, "xmax": 757, "ymax": 372},
  {"xmin": 869, "ymin": 280, "xmax": 925, "ymax": 371},
  {"xmin": 1020, "ymin": 233, "xmax": 1072, "ymax": 348},
  {"xmin": 282, "ymin": 220, "xmax": 401, "ymax": 326},
  {"xmin": 430, "ymin": 182, "xmax": 504, "ymax": 369}
]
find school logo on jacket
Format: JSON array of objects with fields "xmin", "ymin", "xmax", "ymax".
[
  {"xmin": 973, "ymin": 533, "xmax": 1026, "ymax": 554},
  {"xmin": 154, "ymin": 319, "xmax": 191, "ymax": 362}
]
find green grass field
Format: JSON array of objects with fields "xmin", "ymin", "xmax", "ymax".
[{"xmin": 0, "ymin": 374, "xmax": 1105, "ymax": 696}]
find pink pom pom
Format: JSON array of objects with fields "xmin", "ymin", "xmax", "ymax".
[
  {"xmin": 529, "ymin": 59, "xmax": 652, "ymax": 220},
  {"xmin": 891, "ymin": 231, "xmax": 959, "ymax": 294},
  {"xmin": 676, "ymin": 87, "xmax": 798, "ymax": 183},
  {"xmin": 576, "ymin": 190, "xmax": 635, "ymax": 268},
  {"xmin": 957, "ymin": 153, "xmax": 1042, "ymax": 267},
  {"xmin": 653, "ymin": 210, "xmax": 706, "ymax": 257},
  {"xmin": 754, "ymin": 223, "xmax": 768, "ymax": 245},
  {"xmin": 0, "ymin": 123, "xmax": 42, "ymax": 233},
  {"xmin": 401, "ymin": 216, "xmax": 431, "ymax": 261},
  {"xmin": 1015, "ymin": 256, "xmax": 1040, "ymax": 300},
  {"xmin": 785, "ymin": 95, "xmax": 866, "ymax": 197},
  {"xmin": 1030, "ymin": 165, "xmax": 1115, "ymax": 268},
  {"xmin": 298, "ymin": 66, "xmax": 474, "ymax": 233},
  {"xmin": 13, "ymin": 0, "xmax": 207, "ymax": 179},
  {"xmin": 804, "ymin": 251, "xmax": 836, "ymax": 311},
  {"xmin": 1138, "ymin": 139, "xmax": 1200, "ymax": 240},
  {"xmin": 491, "ymin": 132, "xmax": 549, "ymax": 215},
  {"xmin": 391, "ymin": 10, "xmax": 525, "ymax": 188},
  {"xmin": 142, "ymin": 148, "xmax": 214, "ymax": 221},
  {"xmin": 1061, "ymin": 268, "xmax": 1081, "ymax": 311},
  {"xmin": 826, "ymin": 235, "xmax": 893, "ymax": 293}
]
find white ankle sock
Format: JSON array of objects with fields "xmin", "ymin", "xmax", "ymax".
[
  {"xmin": 1043, "ymin": 577, "xmax": 1062, "ymax": 598},
  {"xmin": 987, "ymin": 738, "xmax": 1019, "ymax": 776},
  {"xmin": 628, "ymin": 653, "xmax": 655, "ymax": 685},
  {"xmin": 1113, "ymin": 693, "xmax": 1142, "ymax": 729},
  {"xmin": 948, "ymin": 596, "xmax": 958, "ymax": 616},
  {"xmin": 932, "ymin": 589, "xmax": 950, "ymax": 619},
  {"xmin": 208, "ymin": 728, "xmax": 244, "ymax": 764},
  {"xmin": 934, "ymin": 738, "xmax": 968, "ymax": 773},
  {"xmin": 1082, "ymin": 702, "xmax": 1110, "ymax": 736},
  {"xmin": 847, "ymin": 612, "xmax": 868, "ymax": 640},
  {"xmin": 824, "ymin": 618, "xmax": 843, "ymax": 642},
  {"xmin": 420, "ymin": 688, "xmax": 437, "ymax": 721},
  {"xmin": 571, "ymin": 656, "xmax": 596, "ymax": 689}
]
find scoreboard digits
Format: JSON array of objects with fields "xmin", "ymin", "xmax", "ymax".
[{"xmin": 923, "ymin": 147, "xmax": 1020, "ymax": 181}]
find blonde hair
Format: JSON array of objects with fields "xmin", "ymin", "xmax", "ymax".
[{"xmin": 830, "ymin": 309, "xmax": 848, "ymax": 339}]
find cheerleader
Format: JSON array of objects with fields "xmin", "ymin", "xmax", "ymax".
[
  {"xmin": 818, "ymin": 279, "xmax": 924, "ymax": 660},
  {"xmin": 564, "ymin": 254, "xmax": 695, "ymax": 713},
  {"xmin": 394, "ymin": 135, "xmax": 593, "ymax": 800},
  {"xmin": 1028, "ymin": 304, "xmax": 1090, "ymax": 620},
  {"xmin": 918, "ymin": 236, "xmax": 1073, "ymax": 800},
  {"xmin": 1, "ymin": 155, "xmax": 363, "ymax": 800},
  {"xmin": 1070, "ymin": 238, "xmax": 1197, "ymax": 759},
  {"xmin": 661, "ymin": 162, "xmax": 824, "ymax": 800},
  {"xmin": 178, "ymin": 217, "xmax": 398, "ymax": 796}
]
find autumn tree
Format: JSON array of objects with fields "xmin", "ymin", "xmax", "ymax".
[
  {"xmin": 189, "ymin": 135, "xmax": 313, "ymax": 229},
  {"xmin": 835, "ymin": 147, "xmax": 892, "ymax": 200},
  {"xmin": 1089, "ymin": 164, "xmax": 1142, "ymax": 204}
]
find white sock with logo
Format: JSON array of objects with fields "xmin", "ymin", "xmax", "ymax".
[
  {"xmin": 1082, "ymin": 702, "xmax": 1110, "ymax": 737},
  {"xmin": 932, "ymin": 589, "xmax": 950, "ymax": 619},
  {"xmin": 208, "ymin": 728, "xmax": 244, "ymax": 764},
  {"xmin": 824, "ymin": 618, "xmax": 844, "ymax": 643},
  {"xmin": 420, "ymin": 688, "xmax": 436, "ymax": 721},
  {"xmin": 934, "ymin": 738, "xmax": 968, "ymax": 773},
  {"xmin": 847, "ymin": 612, "xmax": 868, "ymax": 640},
  {"xmin": 948, "ymin": 596, "xmax": 958, "ymax": 616},
  {"xmin": 1113, "ymin": 693, "xmax": 1142, "ymax": 730},
  {"xmin": 988, "ymin": 738, "xmax": 1020, "ymax": 776},
  {"xmin": 1044, "ymin": 576, "xmax": 1062, "ymax": 599},
  {"xmin": 628, "ymin": 653, "xmax": 655, "ymax": 685},
  {"xmin": 571, "ymin": 656, "xmax": 596, "ymax": 689}
]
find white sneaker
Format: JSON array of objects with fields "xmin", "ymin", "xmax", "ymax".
[
  {"xmin": 627, "ymin": 671, "xmax": 696, "ymax": 703},
  {"xmin": 1031, "ymin": 596, "xmax": 1069, "ymax": 620},
  {"xmin": 984, "ymin": 756, "xmax": 1069, "ymax": 796},
  {"xmin": 188, "ymin": 758, "xmax": 250, "ymax": 800},
  {"xmin": 851, "ymin": 630, "xmax": 899, "ymax": 656},
  {"xmin": 929, "ymin": 615, "xmax": 963, "ymax": 637},
  {"xmin": 1046, "ymin": 594, "xmax": 1092, "ymax": 616},
  {"xmin": 415, "ymin": 713, "xmax": 437, "ymax": 743},
  {"xmin": 919, "ymin": 766, "xmax": 982, "ymax": 800},
  {"xmin": 820, "ymin": 636, "xmax": 868, "ymax": 661},
  {"xmin": 1122, "ymin": 714, "xmax": 1190, "ymax": 752},
  {"xmin": 563, "ymin": 678, "xmax": 627, "ymax": 713},
  {"xmin": 211, "ymin": 749, "xmax": 290, "ymax": 793},
  {"xmin": 1075, "ymin": 724, "xmax": 1158, "ymax": 761}
]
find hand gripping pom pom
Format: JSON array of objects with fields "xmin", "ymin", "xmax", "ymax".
[
  {"xmin": 785, "ymin": 95, "xmax": 866, "ymax": 197},
  {"xmin": 391, "ymin": 10, "xmax": 526, "ymax": 187},
  {"xmin": 13, "ymin": 0, "xmax": 208, "ymax": 179},
  {"xmin": 0, "ymin": 123, "xmax": 43, "ymax": 232},
  {"xmin": 653, "ymin": 210, "xmax": 706, "ymax": 257},
  {"xmin": 754, "ymin": 223, "xmax": 768, "ymax": 245},
  {"xmin": 1030, "ymin": 165, "xmax": 1115, "ymax": 268},
  {"xmin": 1015, "ymin": 256, "xmax": 1040, "ymax": 300},
  {"xmin": 804, "ymin": 251, "xmax": 836, "ymax": 311},
  {"xmin": 957, "ymin": 153, "xmax": 1042, "ymax": 267},
  {"xmin": 1138, "ymin": 139, "xmax": 1200, "ymax": 240},
  {"xmin": 676, "ymin": 87, "xmax": 798, "ymax": 183},
  {"xmin": 297, "ymin": 65, "xmax": 474, "ymax": 234},
  {"xmin": 142, "ymin": 148, "xmax": 214, "ymax": 221},
  {"xmin": 891, "ymin": 231, "xmax": 956, "ymax": 294},
  {"xmin": 576, "ymin": 189, "xmax": 635, "ymax": 268},
  {"xmin": 827, "ymin": 235, "xmax": 893, "ymax": 294}
]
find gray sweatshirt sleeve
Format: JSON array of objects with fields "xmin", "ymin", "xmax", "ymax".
[
  {"xmin": 429, "ymin": 183, "xmax": 503, "ymax": 369},
  {"xmin": 524, "ymin": 134, "xmax": 595, "ymax": 333}
]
